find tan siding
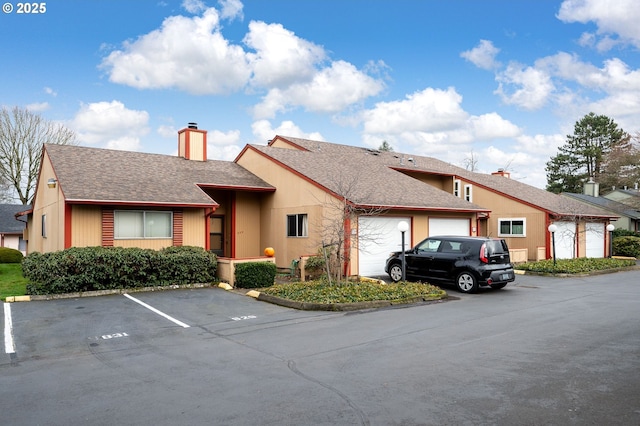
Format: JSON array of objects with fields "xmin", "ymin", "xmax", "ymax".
[
  {"xmin": 182, "ymin": 209, "xmax": 205, "ymax": 247},
  {"xmin": 71, "ymin": 205, "xmax": 102, "ymax": 247},
  {"xmin": 237, "ymin": 149, "xmax": 330, "ymax": 267},
  {"xmin": 470, "ymin": 183, "xmax": 546, "ymax": 260},
  {"xmin": 28, "ymin": 151, "xmax": 66, "ymax": 253},
  {"xmin": 235, "ymin": 192, "xmax": 262, "ymax": 257},
  {"xmin": 189, "ymin": 132, "xmax": 205, "ymax": 160}
]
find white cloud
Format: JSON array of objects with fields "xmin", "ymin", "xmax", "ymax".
[
  {"xmin": 362, "ymin": 87, "xmax": 468, "ymax": 134},
  {"xmin": 71, "ymin": 101, "xmax": 149, "ymax": 151},
  {"xmin": 468, "ymin": 113, "xmax": 521, "ymax": 140},
  {"xmin": 494, "ymin": 63, "xmax": 554, "ymax": 110},
  {"xmin": 360, "ymin": 87, "xmax": 522, "ymax": 161},
  {"xmin": 253, "ymin": 60, "xmax": 385, "ymax": 118},
  {"xmin": 244, "ymin": 21, "xmax": 326, "ymax": 89},
  {"xmin": 251, "ymin": 119, "xmax": 324, "ymax": 143},
  {"xmin": 218, "ymin": 0, "xmax": 243, "ymax": 20},
  {"xmin": 44, "ymin": 87, "xmax": 57, "ymax": 97},
  {"xmin": 182, "ymin": 0, "xmax": 206, "ymax": 14},
  {"xmin": 101, "ymin": 8, "xmax": 251, "ymax": 95},
  {"xmin": 25, "ymin": 102, "xmax": 49, "ymax": 112},
  {"xmin": 157, "ymin": 124, "xmax": 177, "ymax": 138},
  {"xmin": 460, "ymin": 40, "xmax": 501, "ymax": 70},
  {"xmin": 557, "ymin": 0, "xmax": 640, "ymax": 50}
]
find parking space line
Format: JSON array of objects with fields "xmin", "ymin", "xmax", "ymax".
[
  {"xmin": 4, "ymin": 302, "xmax": 16, "ymax": 354},
  {"xmin": 123, "ymin": 294, "xmax": 190, "ymax": 328}
]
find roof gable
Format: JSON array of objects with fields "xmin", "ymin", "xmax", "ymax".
[
  {"xmin": 44, "ymin": 144, "xmax": 274, "ymax": 206},
  {"xmin": 247, "ymin": 142, "xmax": 488, "ymax": 212}
]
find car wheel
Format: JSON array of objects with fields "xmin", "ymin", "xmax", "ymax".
[
  {"xmin": 456, "ymin": 271, "xmax": 478, "ymax": 293},
  {"xmin": 491, "ymin": 283, "xmax": 507, "ymax": 290},
  {"xmin": 388, "ymin": 263, "xmax": 403, "ymax": 282}
]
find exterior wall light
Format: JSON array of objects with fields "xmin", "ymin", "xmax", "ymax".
[{"xmin": 47, "ymin": 178, "xmax": 57, "ymax": 189}]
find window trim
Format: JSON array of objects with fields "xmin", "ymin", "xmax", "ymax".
[
  {"xmin": 453, "ymin": 179, "xmax": 461, "ymax": 197},
  {"xmin": 41, "ymin": 214, "xmax": 46, "ymax": 238},
  {"xmin": 114, "ymin": 210, "xmax": 173, "ymax": 239},
  {"xmin": 498, "ymin": 218, "xmax": 526, "ymax": 237},
  {"xmin": 287, "ymin": 213, "xmax": 308, "ymax": 238},
  {"xmin": 464, "ymin": 184, "xmax": 472, "ymax": 202}
]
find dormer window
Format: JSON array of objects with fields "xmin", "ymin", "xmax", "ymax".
[
  {"xmin": 464, "ymin": 184, "xmax": 473, "ymax": 202},
  {"xmin": 454, "ymin": 180, "xmax": 461, "ymax": 197}
]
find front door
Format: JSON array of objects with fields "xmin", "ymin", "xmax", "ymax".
[{"xmin": 210, "ymin": 216, "xmax": 224, "ymax": 257}]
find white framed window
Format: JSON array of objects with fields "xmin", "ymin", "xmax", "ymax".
[
  {"xmin": 498, "ymin": 218, "xmax": 526, "ymax": 237},
  {"xmin": 453, "ymin": 179, "xmax": 461, "ymax": 197},
  {"xmin": 115, "ymin": 211, "xmax": 172, "ymax": 239},
  {"xmin": 464, "ymin": 184, "xmax": 472, "ymax": 202},
  {"xmin": 287, "ymin": 214, "xmax": 308, "ymax": 237}
]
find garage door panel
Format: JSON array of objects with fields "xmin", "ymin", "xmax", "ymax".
[
  {"xmin": 586, "ymin": 222, "xmax": 605, "ymax": 258},
  {"xmin": 358, "ymin": 217, "xmax": 410, "ymax": 277},
  {"xmin": 429, "ymin": 218, "xmax": 470, "ymax": 237}
]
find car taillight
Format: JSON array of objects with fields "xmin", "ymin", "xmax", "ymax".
[{"xmin": 480, "ymin": 243, "xmax": 489, "ymax": 263}]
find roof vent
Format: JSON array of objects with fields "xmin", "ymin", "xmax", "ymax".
[{"xmin": 188, "ymin": 122, "xmax": 198, "ymax": 129}]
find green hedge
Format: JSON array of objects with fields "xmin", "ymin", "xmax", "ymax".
[
  {"xmin": 0, "ymin": 247, "xmax": 23, "ymax": 263},
  {"xmin": 22, "ymin": 246, "xmax": 217, "ymax": 295},
  {"xmin": 612, "ymin": 236, "xmax": 640, "ymax": 258},
  {"xmin": 234, "ymin": 262, "xmax": 277, "ymax": 288}
]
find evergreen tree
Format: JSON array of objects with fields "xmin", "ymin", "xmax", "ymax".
[{"xmin": 546, "ymin": 112, "xmax": 627, "ymax": 193}]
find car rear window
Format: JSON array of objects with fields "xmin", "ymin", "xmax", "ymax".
[{"xmin": 486, "ymin": 239, "xmax": 508, "ymax": 255}]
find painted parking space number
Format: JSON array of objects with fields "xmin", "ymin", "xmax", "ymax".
[
  {"xmin": 101, "ymin": 332, "xmax": 129, "ymax": 340},
  {"xmin": 231, "ymin": 315, "xmax": 256, "ymax": 321}
]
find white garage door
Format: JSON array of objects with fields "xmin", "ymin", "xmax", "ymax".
[
  {"xmin": 428, "ymin": 218, "xmax": 471, "ymax": 237},
  {"xmin": 585, "ymin": 222, "xmax": 605, "ymax": 258},
  {"xmin": 358, "ymin": 217, "xmax": 411, "ymax": 277},
  {"xmin": 552, "ymin": 221, "xmax": 576, "ymax": 259}
]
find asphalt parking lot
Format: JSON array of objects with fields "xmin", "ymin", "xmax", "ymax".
[{"xmin": 2, "ymin": 271, "xmax": 640, "ymax": 425}]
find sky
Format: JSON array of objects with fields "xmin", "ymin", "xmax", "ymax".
[{"xmin": 2, "ymin": 0, "xmax": 640, "ymax": 189}]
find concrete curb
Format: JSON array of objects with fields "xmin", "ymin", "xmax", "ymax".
[
  {"xmin": 6, "ymin": 283, "xmax": 214, "ymax": 302},
  {"xmin": 223, "ymin": 288, "xmax": 452, "ymax": 311}
]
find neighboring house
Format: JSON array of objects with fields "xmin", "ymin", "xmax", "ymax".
[
  {"xmin": 22, "ymin": 125, "xmax": 618, "ymax": 279},
  {"xmin": 602, "ymin": 187, "xmax": 640, "ymax": 210},
  {"xmin": 563, "ymin": 181, "xmax": 640, "ymax": 233},
  {"xmin": 0, "ymin": 204, "xmax": 29, "ymax": 255}
]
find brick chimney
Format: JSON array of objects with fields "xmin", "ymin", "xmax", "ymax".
[
  {"xmin": 178, "ymin": 122, "xmax": 207, "ymax": 161},
  {"xmin": 492, "ymin": 168, "xmax": 510, "ymax": 178}
]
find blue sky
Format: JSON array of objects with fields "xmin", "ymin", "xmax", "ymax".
[{"xmin": 2, "ymin": 0, "xmax": 639, "ymax": 189}]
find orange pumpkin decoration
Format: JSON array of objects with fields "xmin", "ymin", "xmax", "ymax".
[{"xmin": 264, "ymin": 247, "xmax": 275, "ymax": 257}]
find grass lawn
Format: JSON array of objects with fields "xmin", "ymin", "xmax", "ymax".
[{"xmin": 0, "ymin": 263, "xmax": 28, "ymax": 301}]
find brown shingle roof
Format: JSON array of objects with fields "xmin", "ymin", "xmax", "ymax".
[
  {"xmin": 273, "ymin": 136, "xmax": 615, "ymax": 218},
  {"xmin": 45, "ymin": 144, "xmax": 274, "ymax": 206},
  {"xmin": 250, "ymin": 141, "xmax": 488, "ymax": 212}
]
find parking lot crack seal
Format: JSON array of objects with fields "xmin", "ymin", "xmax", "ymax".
[{"xmin": 287, "ymin": 359, "xmax": 370, "ymax": 426}]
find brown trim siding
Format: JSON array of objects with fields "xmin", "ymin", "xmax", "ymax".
[
  {"xmin": 173, "ymin": 210, "xmax": 183, "ymax": 246},
  {"xmin": 102, "ymin": 209, "xmax": 114, "ymax": 247}
]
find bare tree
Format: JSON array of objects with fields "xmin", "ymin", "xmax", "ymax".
[
  {"xmin": 463, "ymin": 150, "xmax": 478, "ymax": 171},
  {"xmin": 0, "ymin": 107, "xmax": 77, "ymax": 204},
  {"xmin": 313, "ymin": 173, "xmax": 388, "ymax": 284}
]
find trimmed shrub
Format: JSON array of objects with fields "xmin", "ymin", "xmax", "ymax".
[
  {"xmin": 612, "ymin": 236, "xmax": 640, "ymax": 258},
  {"xmin": 22, "ymin": 246, "xmax": 217, "ymax": 295},
  {"xmin": 0, "ymin": 247, "xmax": 24, "ymax": 263},
  {"xmin": 235, "ymin": 262, "xmax": 277, "ymax": 289}
]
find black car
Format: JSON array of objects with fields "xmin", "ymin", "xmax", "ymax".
[{"xmin": 385, "ymin": 236, "xmax": 515, "ymax": 293}]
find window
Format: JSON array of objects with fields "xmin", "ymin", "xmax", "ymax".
[
  {"xmin": 115, "ymin": 211, "xmax": 172, "ymax": 239},
  {"xmin": 41, "ymin": 214, "xmax": 46, "ymax": 238},
  {"xmin": 287, "ymin": 214, "xmax": 308, "ymax": 237},
  {"xmin": 453, "ymin": 180, "xmax": 461, "ymax": 197},
  {"xmin": 498, "ymin": 218, "xmax": 526, "ymax": 237},
  {"xmin": 464, "ymin": 184, "xmax": 472, "ymax": 202}
]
